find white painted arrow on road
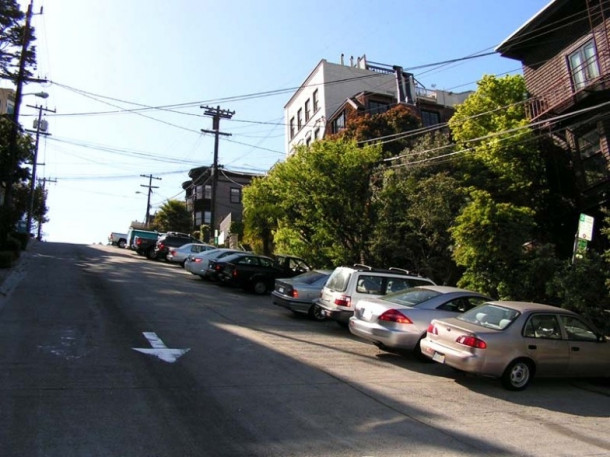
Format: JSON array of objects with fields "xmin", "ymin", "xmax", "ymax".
[{"xmin": 132, "ymin": 332, "xmax": 190, "ymax": 363}]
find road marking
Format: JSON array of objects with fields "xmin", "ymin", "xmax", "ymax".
[{"xmin": 132, "ymin": 331, "xmax": 190, "ymax": 363}]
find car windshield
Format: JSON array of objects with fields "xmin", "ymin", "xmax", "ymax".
[
  {"xmin": 326, "ymin": 269, "xmax": 351, "ymax": 292},
  {"xmin": 381, "ymin": 288, "xmax": 440, "ymax": 306},
  {"xmin": 458, "ymin": 303, "xmax": 520, "ymax": 330}
]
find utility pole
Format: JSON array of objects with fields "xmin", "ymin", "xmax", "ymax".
[
  {"xmin": 1, "ymin": 0, "xmax": 34, "ymax": 241},
  {"xmin": 25, "ymin": 102, "xmax": 55, "ymax": 235},
  {"xmin": 140, "ymin": 174, "xmax": 161, "ymax": 227},
  {"xmin": 201, "ymin": 105, "xmax": 234, "ymax": 243},
  {"xmin": 36, "ymin": 177, "xmax": 56, "ymax": 240}
]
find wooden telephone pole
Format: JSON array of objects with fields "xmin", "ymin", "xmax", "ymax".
[{"xmin": 201, "ymin": 105, "xmax": 234, "ymax": 243}]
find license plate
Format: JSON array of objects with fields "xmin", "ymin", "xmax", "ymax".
[{"xmin": 432, "ymin": 352, "xmax": 445, "ymax": 363}]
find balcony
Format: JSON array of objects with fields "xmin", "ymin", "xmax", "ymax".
[{"xmin": 525, "ymin": 51, "xmax": 610, "ymax": 121}]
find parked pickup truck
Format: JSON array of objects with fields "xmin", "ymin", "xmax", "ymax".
[
  {"xmin": 134, "ymin": 235, "xmax": 161, "ymax": 259},
  {"xmin": 108, "ymin": 232, "xmax": 128, "ymax": 248},
  {"xmin": 126, "ymin": 227, "xmax": 160, "ymax": 252}
]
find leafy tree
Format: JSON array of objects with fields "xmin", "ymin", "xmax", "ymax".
[
  {"xmin": 151, "ymin": 199, "xmax": 192, "ymax": 234},
  {"xmin": 450, "ymin": 189, "xmax": 536, "ymax": 298},
  {"xmin": 242, "ymin": 173, "xmax": 282, "ymax": 255},
  {"xmin": 242, "ymin": 139, "xmax": 382, "ymax": 266},
  {"xmin": 331, "ymin": 104, "xmax": 421, "ymax": 158},
  {"xmin": 0, "ymin": 0, "xmax": 37, "ymax": 79},
  {"xmin": 370, "ymin": 132, "xmax": 465, "ymax": 284}
]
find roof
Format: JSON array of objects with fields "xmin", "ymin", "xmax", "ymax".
[{"xmin": 496, "ymin": 0, "xmax": 578, "ymax": 59}]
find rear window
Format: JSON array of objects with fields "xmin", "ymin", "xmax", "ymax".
[
  {"xmin": 293, "ymin": 271, "xmax": 330, "ymax": 285},
  {"xmin": 381, "ymin": 288, "xmax": 440, "ymax": 306},
  {"xmin": 458, "ymin": 304, "xmax": 520, "ymax": 330},
  {"xmin": 326, "ymin": 268, "xmax": 352, "ymax": 292}
]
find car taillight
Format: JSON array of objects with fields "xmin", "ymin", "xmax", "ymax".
[
  {"xmin": 232, "ymin": 269, "xmax": 238, "ymax": 278},
  {"xmin": 170, "ymin": 249, "xmax": 176, "ymax": 256},
  {"xmin": 136, "ymin": 238, "xmax": 142, "ymax": 246},
  {"xmin": 194, "ymin": 258, "xmax": 202, "ymax": 263},
  {"xmin": 334, "ymin": 295, "xmax": 351, "ymax": 307},
  {"xmin": 456, "ymin": 335, "xmax": 487, "ymax": 349},
  {"xmin": 291, "ymin": 289, "xmax": 299, "ymax": 299},
  {"xmin": 214, "ymin": 264, "xmax": 222, "ymax": 271},
  {"xmin": 378, "ymin": 309, "xmax": 413, "ymax": 324},
  {"xmin": 427, "ymin": 323, "xmax": 438, "ymax": 335},
  {"xmin": 159, "ymin": 243, "xmax": 165, "ymax": 250}
]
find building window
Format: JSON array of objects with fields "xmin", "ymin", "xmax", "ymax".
[
  {"xmin": 577, "ymin": 127, "xmax": 609, "ymax": 187},
  {"xmin": 195, "ymin": 185, "xmax": 203, "ymax": 200},
  {"xmin": 305, "ymin": 135, "xmax": 311, "ymax": 147},
  {"xmin": 204, "ymin": 211, "xmax": 211, "ymax": 224},
  {"xmin": 297, "ymin": 108, "xmax": 303, "ymax": 130},
  {"xmin": 314, "ymin": 128, "xmax": 320, "ymax": 140},
  {"xmin": 313, "ymin": 89, "xmax": 319, "ymax": 112},
  {"xmin": 331, "ymin": 111, "xmax": 346, "ymax": 134},
  {"xmin": 569, "ymin": 40, "xmax": 600, "ymax": 91},
  {"xmin": 290, "ymin": 117, "xmax": 295, "ymax": 139},
  {"xmin": 230, "ymin": 187, "xmax": 241, "ymax": 203},
  {"xmin": 305, "ymin": 99, "xmax": 311, "ymax": 122},
  {"xmin": 195, "ymin": 211, "xmax": 202, "ymax": 226},
  {"xmin": 204, "ymin": 185, "xmax": 212, "ymax": 199},
  {"xmin": 369, "ymin": 100, "xmax": 389, "ymax": 115},
  {"xmin": 421, "ymin": 110, "xmax": 441, "ymax": 127}
]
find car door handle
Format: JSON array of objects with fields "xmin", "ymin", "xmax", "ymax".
[
  {"xmin": 528, "ymin": 345, "xmax": 537, "ymax": 350},
  {"xmin": 571, "ymin": 347, "xmax": 580, "ymax": 352}
]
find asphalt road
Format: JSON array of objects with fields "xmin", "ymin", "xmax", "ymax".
[{"xmin": 0, "ymin": 242, "xmax": 608, "ymax": 457}]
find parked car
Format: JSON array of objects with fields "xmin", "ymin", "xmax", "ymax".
[
  {"xmin": 108, "ymin": 232, "xmax": 128, "ymax": 248},
  {"xmin": 272, "ymin": 269, "xmax": 333, "ymax": 321},
  {"xmin": 166, "ymin": 243, "xmax": 215, "ymax": 267},
  {"xmin": 184, "ymin": 248, "xmax": 243, "ymax": 278},
  {"xmin": 348, "ymin": 286, "xmax": 491, "ymax": 357},
  {"xmin": 317, "ymin": 264, "xmax": 436, "ymax": 326},
  {"xmin": 211, "ymin": 253, "xmax": 307, "ymax": 294},
  {"xmin": 420, "ymin": 301, "xmax": 610, "ymax": 390},
  {"xmin": 153, "ymin": 232, "xmax": 199, "ymax": 261}
]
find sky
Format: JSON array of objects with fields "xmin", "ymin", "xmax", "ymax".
[{"xmin": 7, "ymin": 0, "xmax": 552, "ymax": 244}]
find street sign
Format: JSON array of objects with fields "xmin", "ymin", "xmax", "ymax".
[{"xmin": 578, "ymin": 213, "xmax": 594, "ymax": 241}]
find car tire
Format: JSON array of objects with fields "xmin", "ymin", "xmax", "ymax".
[
  {"xmin": 146, "ymin": 247, "xmax": 157, "ymax": 260},
  {"xmin": 501, "ymin": 359, "xmax": 534, "ymax": 391},
  {"xmin": 118, "ymin": 239, "xmax": 126, "ymax": 248},
  {"xmin": 308, "ymin": 304, "xmax": 326, "ymax": 321},
  {"xmin": 252, "ymin": 279, "xmax": 268, "ymax": 295}
]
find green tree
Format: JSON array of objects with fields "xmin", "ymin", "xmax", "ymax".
[
  {"xmin": 152, "ymin": 199, "xmax": 192, "ymax": 234},
  {"xmin": 0, "ymin": 0, "xmax": 37, "ymax": 78},
  {"xmin": 370, "ymin": 132, "xmax": 465, "ymax": 284},
  {"xmin": 242, "ymin": 174, "xmax": 282, "ymax": 255},
  {"xmin": 450, "ymin": 189, "xmax": 536, "ymax": 298},
  {"xmin": 242, "ymin": 139, "xmax": 382, "ymax": 266}
]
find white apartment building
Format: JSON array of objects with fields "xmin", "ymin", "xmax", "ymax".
[{"xmin": 284, "ymin": 55, "xmax": 471, "ymax": 155}]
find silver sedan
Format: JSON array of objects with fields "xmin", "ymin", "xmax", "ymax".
[
  {"xmin": 420, "ymin": 301, "xmax": 610, "ymax": 390},
  {"xmin": 349, "ymin": 286, "xmax": 490, "ymax": 357},
  {"xmin": 272, "ymin": 270, "xmax": 332, "ymax": 321},
  {"xmin": 184, "ymin": 248, "xmax": 242, "ymax": 278}
]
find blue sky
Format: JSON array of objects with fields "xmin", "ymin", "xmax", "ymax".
[{"xmin": 9, "ymin": 0, "xmax": 551, "ymax": 244}]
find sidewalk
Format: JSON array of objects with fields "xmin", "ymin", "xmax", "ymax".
[{"xmin": 0, "ymin": 239, "xmax": 33, "ymax": 298}]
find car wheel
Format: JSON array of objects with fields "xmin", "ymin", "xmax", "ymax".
[
  {"xmin": 118, "ymin": 239, "xmax": 126, "ymax": 248},
  {"xmin": 146, "ymin": 247, "xmax": 157, "ymax": 260},
  {"xmin": 252, "ymin": 280, "xmax": 268, "ymax": 295},
  {"xmin": 180, "ymin": 260, "xmax": 186, "ymax": 268},
  {"xmin": 308, "ymin": 304, "xmax": 326, "ymax": 321},
  {"xmin": 414, "ymin": 336, "xmax": 431, "ymax": 362},
  {"xmin": 501, "ymin": 359, "xmax": 534, "ymax": 391}
]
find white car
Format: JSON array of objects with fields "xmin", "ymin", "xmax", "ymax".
[
  {"xmin": 166, "ymin": 243, "xmax": 215, "ymax": 266},
  {"xmin": 184, "ymin": 248, "xmax": 242, "ymax": 277}
]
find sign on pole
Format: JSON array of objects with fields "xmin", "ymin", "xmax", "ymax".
[{"xmin": 578, "ymin": 213, "xmax": 594, "ymax": 241}]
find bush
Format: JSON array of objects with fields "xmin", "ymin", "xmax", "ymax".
[
  {"xmin": 0, "ymin": 251, "xmax": 14, "ymax": 268},
  {"xmin": 10, "ymin": 232, "xmax": 29, "ymax": 250}
]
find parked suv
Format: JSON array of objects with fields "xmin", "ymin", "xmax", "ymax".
[
  {"xmin": 316, "ymin": 264, "xmax": 435, "ymax": 325},
  {"xmin": 153, "ymin": 232, "xmax": 199, "ymax": 261}
]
